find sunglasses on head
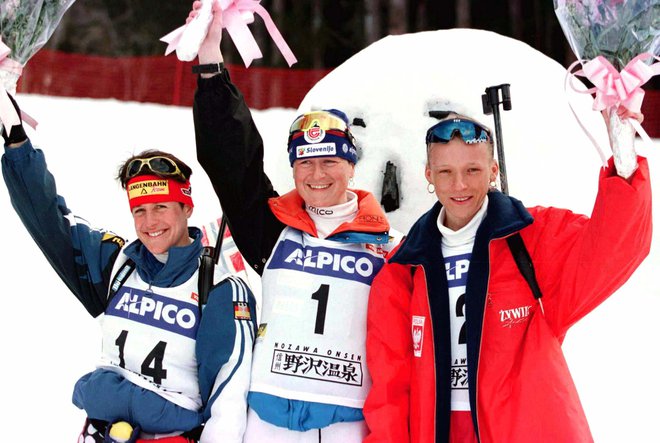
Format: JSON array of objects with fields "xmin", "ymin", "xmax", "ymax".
[
  {"xmin": 289, "ymin": 111, "xmax": 350, "ymax": 133},
  {"xmin": 125, "ymin": 156, "xmax": 185, "ymax": 181},
  {"xmin": 425, "ymin": 118, "xmax": 492, "ymax": 145},
  {"xmin": 288, "ymin": 110, "xmax": 357, "ymax": 147}
]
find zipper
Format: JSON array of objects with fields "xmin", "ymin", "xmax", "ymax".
[{"xmin": 473, "ymin": 238, "xmax": 493, "ymax": 443}]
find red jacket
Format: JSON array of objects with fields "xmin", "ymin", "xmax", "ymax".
[{"xmin": 364, "ymin": 158, "xmax": 652, "ymax": 443}]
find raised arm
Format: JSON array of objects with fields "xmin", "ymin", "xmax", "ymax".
[
  {"xmin": 191, "ymin": 1, "xmax": 283, "ymax": 275},
  {"xmin": 2, "ymin": 106, "xmax": 124, "ymax": 317},
  {"xmin": 525, "ymin": 107, "xmax": 652, "ymax": 336}
]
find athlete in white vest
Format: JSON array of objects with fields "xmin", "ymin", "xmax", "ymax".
[
  {"xmin": 189, "ymin": 3, "xmax": 401, "ymax": 441},
  {"xmin": 2, "ymin": 95, "xmax": 257, "ymax": 443}
]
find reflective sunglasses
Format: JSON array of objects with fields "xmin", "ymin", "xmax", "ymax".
[
  {"xmin": 425, "ymin": 118, "xmax": 492, "ymax": 145},
  {"xmin": 288, "ymin": 111, "xmax": 357, "ymax": 147},
  {"xmin": 125, "ymin": 156, "xmax": 185, "ymax": 180},
  {"xmin": 289, "ymin": 111, "xmax": 350, "ymax": 133}
]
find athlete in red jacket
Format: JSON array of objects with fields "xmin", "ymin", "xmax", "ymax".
[{"xmin": 363, "ymin": 109, "xmax": 652, "ymax": 443}]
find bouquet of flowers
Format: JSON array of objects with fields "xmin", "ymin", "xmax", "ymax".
[
  {"xmin": 554, "ymin": 0, "xmax": 659, "ymax": 175},
  {"xmin": 0, "ymin": 0, "xmax": 75, "ymax": 133}
]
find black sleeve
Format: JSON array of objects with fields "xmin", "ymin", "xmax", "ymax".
[{"xmin": 193, "ymin": 72, "xmax": 284, "ymax": 275}]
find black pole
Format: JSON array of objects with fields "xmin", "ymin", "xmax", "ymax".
[
  {"xmin": 481, "ymin": 84, "xmax": 512, "ymax": 195},
  {"xmin": 489, "ymin": 87, "xmax": 507, "ymax": 194},
  {"xmin": 213, "ymin": 215, "xmax": 228, "ymax": 264}
]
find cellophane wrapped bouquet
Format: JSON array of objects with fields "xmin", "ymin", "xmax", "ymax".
[
  {"xmin": 0, "ymin": 0, "xmax": 75, "ymax": 115},
  {"xmin": 554, "ymin": 0, "xmax": 659, "ymax": 175}
]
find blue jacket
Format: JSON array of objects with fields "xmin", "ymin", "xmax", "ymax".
[{"xmin": 2, "ymin": 141, "xmax": 257, "ymax": 438}]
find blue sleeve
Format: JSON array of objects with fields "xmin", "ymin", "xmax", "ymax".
[
  {"xmin": 196, "ymin": 275, "xmax": 257, "ymax": 442},
  {"xmin": 2, "ymin": 141, "xmax": 125, "ymax": 317},
  {"xmin": 72, "ymin": 368, "xmax": 203, "ymax": 433}
]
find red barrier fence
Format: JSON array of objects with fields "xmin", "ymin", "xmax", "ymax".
[
  {"xmin": 17, "ymin": 49, "xmax": 660, "ymax": 137},
  {"xmin": 19, "ymin": 49, "xmax": 331, "ymax": 110},
  {"xmin": 642, "ymin": 91, "xmax": 659, "ymax": 138}
]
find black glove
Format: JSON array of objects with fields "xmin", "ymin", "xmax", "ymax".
[{"xmin": 1, "ymin": 92, "xmax": 27, "ymax": 146}]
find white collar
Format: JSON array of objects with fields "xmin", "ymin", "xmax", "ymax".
[
  {"xmin": 437, "ymin": 196, "xmax": 489, "ymax": 247},
  {"xmin": 306, "ymin": 191, "xmax": 359, "ymax": 239}
]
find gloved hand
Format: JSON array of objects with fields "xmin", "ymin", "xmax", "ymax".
[
  {"xmin": 1, "ymin": 92, "xmax": 27, "ymax": 146},
  {"xmin": 104, "ymin": 421, "xmax": 141, "ymax": 443}
]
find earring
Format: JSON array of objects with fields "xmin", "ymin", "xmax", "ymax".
[
  {"xmin": 427, "ymin": 182, "xmax": 435, "ymax": 193},
  {"xmin": 489, "ymin": 179, "xmax": 497, "ymax": 187},
  {"xmin": 349, "ymin": 177, "xmax": 355, "ymax": 187}
]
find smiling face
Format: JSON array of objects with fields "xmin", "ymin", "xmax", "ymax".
[
  {"xmin": 293, "ymin": 156, "xmax": 356, "ymax": 207},
  {"xmin": 425, "ymin": 137, "xmax": 498, "ymax": 231},
  {"xmin": 131, "ymin": 202, "xmax": 193, "ymax": 255}
]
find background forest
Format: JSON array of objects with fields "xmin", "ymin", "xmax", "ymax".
[{"xmin": 47, "ymin": 0, "xmax": 580, "ymax": 69}]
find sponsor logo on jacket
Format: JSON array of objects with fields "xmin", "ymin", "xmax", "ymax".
[
  {"xmin": 307, "ymin": 205, "xmax": 333, "ymax": 215},
  {"xmin": 499, "ymin": 305, "xmax": 532, "ymax": 328},
  {"xmin": 101, "ymin": 232, "xmax": 125, "ymax": 248},
  {"xmin": 268, "ymin": 239, "xmax": 384, "ymax": 284},
  {"xmin": 107, "ymin": 288, "xmax": 199, "ymax": 338}
]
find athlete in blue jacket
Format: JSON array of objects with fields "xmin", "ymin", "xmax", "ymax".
[{"xmin": 1, "ymin": 96, "xmax": 256, "ymax": 443}]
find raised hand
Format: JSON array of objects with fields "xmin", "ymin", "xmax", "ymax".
[
  {"xmin": 1, "ymin": 92, "xmax": 27, "ymax": 147},
  {"xmin": 188, "ymin": 0, "xmax": 224, "ymax": 66}
]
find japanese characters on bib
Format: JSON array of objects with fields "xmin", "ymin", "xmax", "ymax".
[
  {"xmin": 99, "ymin": 254, "xmax": 204, "ymax": 411},
  {"xmin": 250, "ymin": 228, "xmax": 387, "ymax": 408}
]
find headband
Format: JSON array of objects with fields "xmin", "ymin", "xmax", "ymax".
[{"xmin": 126, "ymin": 174, "xmax": 194, "ymax": 210}]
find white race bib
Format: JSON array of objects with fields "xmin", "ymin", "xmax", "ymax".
[
  {"xmin": 250, "ymin": 228, "xmax": 387, "ymax": 408},
  {"xmin": 98, "ymin": 254, "xmax": 203, "ymax": 411}
]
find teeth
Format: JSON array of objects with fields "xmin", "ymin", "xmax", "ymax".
[
  {"xmin": 309, "ymin": 184, "xmax": 330, "ymax": 189},
  {"xmin": 148, "ymin": 231, "xmax": 163, "ymax": 237},
  {"xmin": 454, "ymin": 197, "xmax": 469, "ymax": 202}
]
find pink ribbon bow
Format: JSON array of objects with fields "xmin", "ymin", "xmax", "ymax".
[
  {"xmin": 580, "ymin": 53, "xmax": 660, "ymax": 113},
  {"xmin": 0, "ymin": 38, "xmax": 38, "ymax": 134},
  {"xmin": 162, "ymin": 0, "xmax": 297, "ymax": 68},
  {"xmin": 564, "ymin": 53, "xmax": 660, "ymax": 165}
]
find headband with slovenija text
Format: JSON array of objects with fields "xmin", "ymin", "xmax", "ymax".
[{"xmin": 126, "ymin": 174, "xmax": 194, "ymax": 210}]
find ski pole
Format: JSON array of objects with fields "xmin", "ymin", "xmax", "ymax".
[
  {"xmin": 198, "ymin": 215, "xmax": 228, "ymax": 311},
  {"xmin": 481, "ymin": 84, "xmax": 512, "ymax": 195},
  {"xmin": 213, "ymin": 214, "xmax": 228, "ymax": 264}
]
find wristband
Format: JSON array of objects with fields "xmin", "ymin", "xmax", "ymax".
[
  {"xmin": 192, "ymin": 62, "xmax": 225, "ymax": 74},
  {"xmin": 2, "ymin": 124, "xmax": 27, "ymax": 146}
]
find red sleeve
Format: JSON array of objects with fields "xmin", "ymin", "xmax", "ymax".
[
  {"xmin": 525, "ymin": 156, "xmax": 652, "ymax": 337},
  {"xmin": 364, "ymin": 262, "xmax": 413, "ymax": 443}
]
